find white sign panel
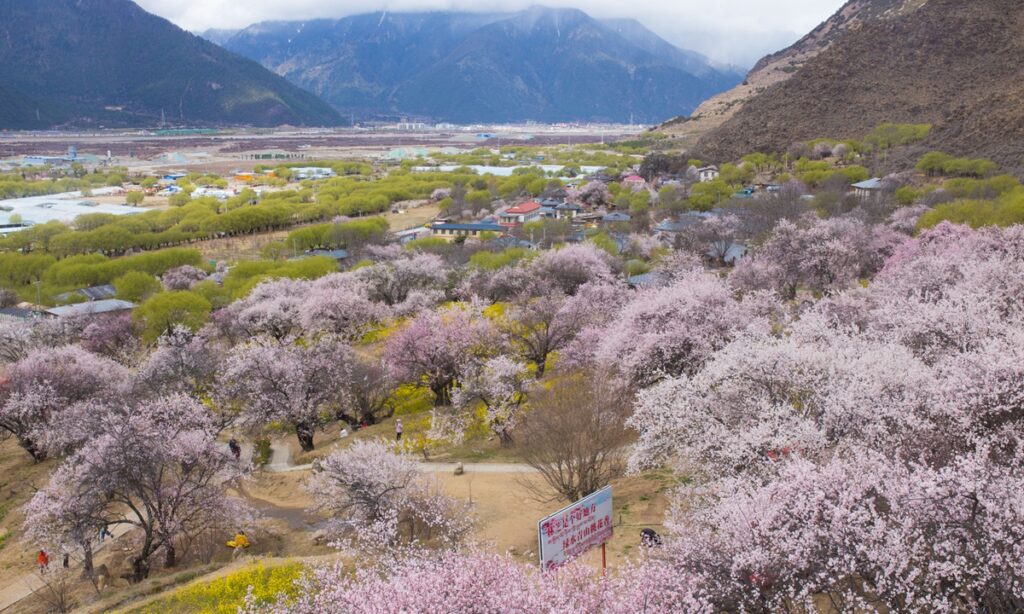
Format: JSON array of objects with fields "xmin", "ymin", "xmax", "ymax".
[{"xmin": 537, "ymin": 486, "xmax": 613, "ymax": 570}]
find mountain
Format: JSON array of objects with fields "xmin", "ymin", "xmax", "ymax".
[
  {"xmin": 659, "ymin": 0, "xmax": 922, "ymax": 138},
  {"xmin": 214, "ymin": 9, "xmax": 743, "ymax": 124},
  {"xmin": 0, "ymin": 0, "xmax": 341, "ymax": 129},
  {"xmin": 694, "ymin": 0, "xmax": 1024, "ymax": 172}
]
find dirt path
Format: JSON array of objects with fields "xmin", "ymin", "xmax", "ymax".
[
  {"xmin": 260, "ymin": 447, "xmax": 539, "ymax": 475},
  {"xmin": 0, "ymin": 443, "xmax": 538, "ymax": 612},
  {"xmin": 0, "ymin": 523, "xmax": 133, "ymax": 612}
]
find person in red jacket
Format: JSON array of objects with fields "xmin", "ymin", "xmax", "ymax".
[{"xmin": 37, "ymin": 550, "xmax": 49, "ymax": 573}]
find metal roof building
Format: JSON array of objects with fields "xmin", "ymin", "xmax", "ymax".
[{"xmin": 46, "ymin": 299, "xmax": 136, "ymax": 318}]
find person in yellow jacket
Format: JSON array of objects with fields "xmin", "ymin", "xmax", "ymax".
[{"xmin": 226, "ymin": 531, "xmax": 250, "ymax": 550}]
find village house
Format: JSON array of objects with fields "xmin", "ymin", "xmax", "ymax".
[
  {"xmin": 55, "ymin": 283, "xmax": 117, "ymax": 304},
  {"xmin": 46, "ymin": 299, "xmax": 136, "ymax": 319},
  {"xmin": 622, "ymin": 174, "xmax": 646, "ymax": 187},
  {"xmin": 554, "ymin": 202, "xmax": 582, "ymax": 220},
  {"xmin": 698, "ymin": 166, "xmax": 720, "ymax": 183},
  {"xmin": 0, "ymin": 306, "xmax": 43, "ymax": 324},
  {"xmin": 290, "ymin": 249, "xmax": 349, "ymax": 263},
  {"xmin": 852, "ymin": 177, "xmax": 885, "ymax": 199},
  {"xmin": 602, "ymin": 212, "xmax": 631, "ymax": 225},
  {"xmin": 431, "ymin": 221, "xmax": 505, "ymax": 241},
  {"xmin": 395, "ymin": 227, "xmax": 431, "ymax": 244},
  {"xmin": 500, "ymin": 201, "xmax": 542, "ymax": 227}
]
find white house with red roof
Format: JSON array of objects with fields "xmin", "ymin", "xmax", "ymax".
[
  {"xmin": 623, "ymin": 175, "xmax": 646, "ymax": 186},
  {"xmin": 500, "ymin": 201, "xmax": 542, "ymax": 227}
]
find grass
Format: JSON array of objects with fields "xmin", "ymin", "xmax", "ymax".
[{"xmin": 125, "ymin": 562, "xmax": 305, "ymax": 614}]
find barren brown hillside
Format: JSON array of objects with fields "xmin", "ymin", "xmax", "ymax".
[
  {"xmin": 696, "ymin": 0, "xmax": 1024, "ymax": 173},
  {"xmin": 659, "ymin": 0, "xmax": 924, "ymax": 139}
]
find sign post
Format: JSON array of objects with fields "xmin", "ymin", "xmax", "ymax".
[{"xmin": 537, "ymin": 486, "xmax": 613, "ymax": 572}]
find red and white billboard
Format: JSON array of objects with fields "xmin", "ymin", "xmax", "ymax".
[{"xmin": 537, "ymin": 486, "xmax": 613, "ymax": 570}]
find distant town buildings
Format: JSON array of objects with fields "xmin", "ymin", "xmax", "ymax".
[{"xmin": 292, "ymin": 167, "xmax": 337, "ymax": 180}]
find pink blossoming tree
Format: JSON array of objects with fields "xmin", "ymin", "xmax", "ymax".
[
  {"xmin": 305, "ymin": 441, "xmax": 472, "ymax": 551},
  {"xmin": 28, "ymin": 394, "xmax": 247, "ymax": 582},
  {"xmin": 0, "ymin": 345, "xmax": 127, "ymax": 461},
  {"xmin": 219, "ymin": 338, "xmax": 353, "ymax": 451},
  {"xmin": 383, "ymin": 304, "xmax": 497, "ymax": 406}
]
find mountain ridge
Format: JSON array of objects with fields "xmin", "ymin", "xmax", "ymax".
[
  {"xmin": 0, "ymin": 0, "xmax": 342, "ymax": 129},
  {"xmin": 213, "ymin": 8, "xmax": 743, "ymax": 124}
]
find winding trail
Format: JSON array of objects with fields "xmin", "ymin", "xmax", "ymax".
[
  {"xmin": 244, "ymin": 440, "xmax": 539, "ymax": 475},
  {"xmin": 0, "ymin": 523, "xmax": 133, "ymax": 612},
  {"xmin": 0, "ymin": 441, "xmax": 537, "ymax": 612}
]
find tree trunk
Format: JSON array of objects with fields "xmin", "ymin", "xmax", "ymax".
[
  {"xmin": 163, "ymin": 543, "xmax": 176, "ymax": 569},
  {"xmin": 130, "ymin": 556, "xmax": 150, "ymax": 583},
  {"xmin": 80, "ymin": 544, "xmax": 94, "ymax": 576},
  {"xmin": 130, "ymin": 534, "xmax": 155, "ymax": 583},
  {"xmin": 534, "ymin": 356, "xmax": 547, "ymax": 379},
  {"xmin": 431, "ymin": 381, "xmax": 452, "ymax": 407},
  {"xmin": 17, "ymin": 436, "xmax": 46, "ymax": 463},
  {"xmin": 296, "ymin": 424, "xmax": 315, "ymax": 452}
]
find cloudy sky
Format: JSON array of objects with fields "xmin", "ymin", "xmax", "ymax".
[{"xmin": 135, "ymin": 0, "xmax": 846, "ymax": 67}]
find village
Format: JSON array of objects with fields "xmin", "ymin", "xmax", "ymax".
[
  {"xmin": 0, "ymin": 119, "xmax": 1019, "ymax": 614},
  {"xmin": 0, "ymin": 128, "xmax": 899, "ymax": 325}
]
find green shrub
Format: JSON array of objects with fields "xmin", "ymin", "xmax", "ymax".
[
  {"xmin": 135, "ymin": 291, "xmax": 212, "ymax": 343},
  {"xmin": 252, "ymin": 438, "xmax": 273, "ymax": 467},
  {"xmin": 221, "ymin": 257, "xmax": 336, "ymax": 299},
  {"xmin": 113, "ymin": 271, "xmax": 162, "ymax": 303},
  {"xmin": 918, "ymin": 188, "xmax": 1024, "ymax": 229},
  {"xmin": 917, "ymin": 152, "xmax": 998, "ymax": 178},
  {"xmin": 943, "ymin": 175, "xmax": 1020, "ymax": 199},
  {"xmin": 866, "ymin": 123, "xmax": 932, "ymax": 149},
  {"xmin": 894, "ymin": 186, "xmax": 922, "ymax": 206},
  {"xmin": 469, "ymin": 248, "xmax": 533, "ymax": 270}
]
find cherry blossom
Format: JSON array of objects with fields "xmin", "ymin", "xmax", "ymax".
[
  {"xmin": 161, "ymin": 265, "xmax": 208, "ymax": 290},
  {"xmin": 448, "ymin": 356, "xmax": 530, "ymax": 446},
  {"xmin": 79, "ymin": 313, "xmax": 139, "ymax": 363},
  {"xmin": 383, "ymin": 303, "xmax": 498, "ymax": 406},
  {"xmin": 300, "ymin": 273, "xmax": 389, "ymax": 340},
  {"xmin": 0, "ymin": 345, "xmax": 127, "ymax": 461},
  {"xmin": 355, "ymin": 252, "xmax": 449, "ymax": 307},
  {"xmin": 219, "ymin": 338, "xmax": 353, "ymax": 451},
  {"xmin": 305, "ymin": 441, "xmax": 473, "ymax": 551},
  {"xmin": 731, "ymin": 215, "xmax": 905, "ymax": 299},
  {"xmin": 31, "ymin": 394, "xmax": 248, "ymax": 582},
  {"xmin": 526, "ymin": 243, "xmax": 619, "ymax": 295},
  {"xmin": 216, "ymin": 278, "xmax": 310, "ymax": 342},
  {"xmin": 135, "ymin": 325, "xmax": 221, "ymax": 399},
  {"xmin": 590, "ymin": 270, "xmax": 766, "ymax": 387}
]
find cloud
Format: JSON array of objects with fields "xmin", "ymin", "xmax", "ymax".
[{"xmin": 136, "ymin": 0, "xmax": 845, "ymax": 66}]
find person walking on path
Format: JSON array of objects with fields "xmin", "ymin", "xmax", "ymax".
[
  {"xmin": 36, "ymin": 550, "xmax": 49, "ymax": 573},
  {"xmin": 395, "ymin": 419, "xmax": 403, "ymax": 441},
  {"xmin": 228, "ymin": 438, "xmax": 241, "ymax": 461}
]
